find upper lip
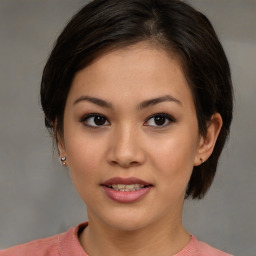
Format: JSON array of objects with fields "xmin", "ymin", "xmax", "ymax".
[{"xmin": 101, "ymin": 177, "xmax": 152, "ymax": 186}]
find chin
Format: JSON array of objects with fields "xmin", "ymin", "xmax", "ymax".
[
  {"xmin": 108, "ymin": 219, "xmax": 149, "ymax": 232},
  {"xmin": 98, "ymin": 208, "xmax": 157, "ymax": 232}
]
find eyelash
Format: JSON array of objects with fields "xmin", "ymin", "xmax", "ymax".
[
  {"xmin": 80, "ymin": 113, "xmax": 110, "ymax": 128},
  {"xmin": 144, "ymin": 113, "xmax": 176, "ymax": 127},
  {"xmin": 80, "ymin": 113, "xmax": 176, "ymax": 128}
]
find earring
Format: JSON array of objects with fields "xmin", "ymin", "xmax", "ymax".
[
  {"xmin": 60, "ymin": 156, "xmax": 67, "ymax": 166},
  {"xmin": 200, "ymin": 158, "xmax": 204, "ymax": 165}
]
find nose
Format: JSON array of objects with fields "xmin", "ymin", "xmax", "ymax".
[{"xmin": 107, "ymin": 125, "xmax": 146, "ymax": 168}]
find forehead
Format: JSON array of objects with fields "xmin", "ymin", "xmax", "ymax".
[{"xmin": 68, "ymin": 42, "xmax": 193, "ymax": 107}]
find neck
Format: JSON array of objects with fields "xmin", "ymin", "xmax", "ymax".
[{"xmin": 79, "ymin": 214, "xmax": 191, "ymax": 256}]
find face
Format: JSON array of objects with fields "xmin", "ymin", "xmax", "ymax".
[{"xmin": 58, "ymin": 42, "xmax": 203, "ymax": 231}]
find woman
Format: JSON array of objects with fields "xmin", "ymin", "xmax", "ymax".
[{"xmin": 1, "ymin": 0, "xmax": 233, "ymax": 255}]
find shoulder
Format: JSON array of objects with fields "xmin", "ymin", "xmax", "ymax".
[
  {"xmin": 196, "ymin": 238, "xmax": 233, "ymax": 256},
  {"xmin": 176, "ymin": 235, "xmax": 233, "ymax": 256},
  {"xmin": 0, "ymin": 233, "xmax": 60, "ymax": 256},
  {"xmin": 0, "ymin": 222, "xmax": 88, "ymax": 256}
]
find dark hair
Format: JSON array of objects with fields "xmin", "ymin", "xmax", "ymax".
[{"xmin": 40, "ymin": 0, "xmax": 233, "ymax": 199}]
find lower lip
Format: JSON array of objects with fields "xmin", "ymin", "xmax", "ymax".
[{"xmin": 102, "ymin": 186, "xmax": 152, "ymax": 203}]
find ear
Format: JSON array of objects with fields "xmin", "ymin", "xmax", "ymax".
[
  {"xmin": 57, "ymin": 133, "xmax": 66, "ymax": 157},
  {"xmin": 54, "ymin": 122, "xmax": 67, "ymax": 161},
  {"xmin": 194, "ymin": 113, "xmax": 223, "ymax": 166},
  {"xmin": 56, "ymin": 132, "xmax": 69, "ymax": 167}
]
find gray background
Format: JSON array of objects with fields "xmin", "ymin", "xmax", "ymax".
[{"xmin": 0, "ymin": 0, "xmax": 255, "ymax": 255}]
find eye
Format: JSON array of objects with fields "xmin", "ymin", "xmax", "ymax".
[
  {"xmin": 144, "ymin": 113, "xmax": 175, "ymax": 127},
  {"xmin": 81, "ymin": 114, "xmax": 110, "ymax": 128}
]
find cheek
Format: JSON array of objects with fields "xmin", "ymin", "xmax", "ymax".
[
  {"xmin": 151, "ymin": 140, "xmax": 195, "ymax": 201},
  {"xmin": 64, "ymin": 134, "xmax": 105, "ymax": 184},
  {"xmin": 151, "ymin": 136, "xmax": 197, "ymax": 172},
  {"xmin": 147, "ymin": 127, "xmax": 199, "ymax": 194},
  {"xmin": 64, "ymin": 136, "xmax": 106, "ymax": 205}
]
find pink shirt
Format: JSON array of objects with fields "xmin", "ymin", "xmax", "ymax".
[{"xmin": 0, "ymin": 223, "xmax": 233, "ymax": 256}]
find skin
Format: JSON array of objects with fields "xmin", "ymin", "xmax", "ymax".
[{"xmin": 58, "ymin": 42, "xmax": 222, "ymax": 256}]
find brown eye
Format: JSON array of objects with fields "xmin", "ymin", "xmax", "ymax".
[
  {"xmin": 144, "ymin": 113, "xmax": 175, "ymax": 127},
  {"xmin": 154, "ymin": 116, "xmax": 166, "ymax": 126},
  {"xmin": 81, "ymin": 114, "xmax": 110, "ymax": 127},
  {"xmin": 93, "ymin": 115, "xmax": 107, "ymax": 125}
]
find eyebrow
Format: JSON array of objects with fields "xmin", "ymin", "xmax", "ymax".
[
  {"xmin": 73, "ymin": 96, "xmax": 113, "ymax": 108},
  {"xmin": 73, "ymin": 95, "xmax": 182, "ymax": 109},
  {"xmin": 138, "ymin": 95, "xmax": 182, "ymax": 110}
]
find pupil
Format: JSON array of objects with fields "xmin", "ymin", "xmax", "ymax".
[
  {"xmin": 154, "ymin": 116, "xmax": 165, "ymax": 126},
  {"xmin": 94, "ymin": 116, "xmax": 105, "ymax": 125}
]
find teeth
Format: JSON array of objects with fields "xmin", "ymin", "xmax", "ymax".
[{"xmin": 110, "ymin": 184, "xmax": 145, "ymax": 191}]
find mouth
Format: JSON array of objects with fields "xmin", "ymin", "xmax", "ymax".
[
  {"xmin": 101, "ymin": 176, "xmax": 152, "ymax": 190},
  {"xmin": 104, "ymin": 184, "xmax": 151, "ymax": 192},
  {"xmin": 101, "ymin": 177, "xmax": 153, "ymax": 203}
]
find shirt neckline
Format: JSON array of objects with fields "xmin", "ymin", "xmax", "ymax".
[{"xmin": 59, "ymin": 222, "xmax": 196, "ymax": 256}]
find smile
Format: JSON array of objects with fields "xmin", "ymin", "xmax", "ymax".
[
  {"xmin": 101, "ymin": 177, "xmax": 153, "ymax": 203},
  {"xmin": 106, "ymin": 184, "xmax": 147, "ymax": 191}
]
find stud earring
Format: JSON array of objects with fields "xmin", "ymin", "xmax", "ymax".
[
  {"xmin": 200, "ymin": 158, "xmax": 204, "ymax": 164},
  {"xmin": 60, "ymin": 156, "xmax": 67, "ymax": 166}
]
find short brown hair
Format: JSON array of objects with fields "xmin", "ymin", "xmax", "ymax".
[{"xmin": 41, "ymin": 0, "xmax": 233, "ymax": 199}]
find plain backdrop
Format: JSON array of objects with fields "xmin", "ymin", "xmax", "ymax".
[{"xmin": 0, "ymin": 1, "xmax": 255, "ymax": 255}]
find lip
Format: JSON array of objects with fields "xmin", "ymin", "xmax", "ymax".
[
  {"xmin": 101, "ymin": 177, "xmax": 153, "ymax": 203},
  {"xmin": 102, "ymin": 176, "xmax": 151, "ymax": 186}
]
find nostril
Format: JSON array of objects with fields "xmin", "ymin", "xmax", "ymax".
[
  {"xmin": 106, "ymin": 142, "xmax": 146, "ymax": 167},
  {"xmin": 130, "ymin": 161, "xmax": 140, "ymax": 166},
  {"xmin": 110, "ymin": 160, "xmax": 119, "ymax": 165},
  {"xmin": 109, "ymin": 159, "xmax": 140, "ymax": 168}
]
